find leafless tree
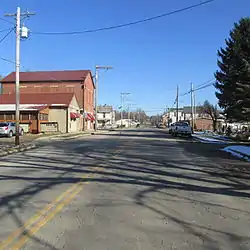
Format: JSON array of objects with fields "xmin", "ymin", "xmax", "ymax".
[{"xmin": 202, "ymin": 100, "xmax": 220, "ymax": 132}]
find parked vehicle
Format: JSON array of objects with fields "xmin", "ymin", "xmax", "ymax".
[
  {"xmin": 169, "ymin": 123, "xmax": 176, "ymax": 134},
  {"xmin": 156, "ymin": 123, "xmax": 165, "ymax": 129},
  {"xmin": 171, "ymin": 122, "xmax": 192, "ymax": 137},
  {"xmin": 0, "ymin": 122, "xmax": 24, "ymax": 137}
]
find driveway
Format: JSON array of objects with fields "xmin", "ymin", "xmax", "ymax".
[{"xmin": 0, "ymin": 128, "xmax": 249, "ymax": 249}]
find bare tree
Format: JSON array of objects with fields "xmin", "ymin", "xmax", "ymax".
[{"xmin": 202, "ymin": 100, "xmax": 220, "ymax": 132}]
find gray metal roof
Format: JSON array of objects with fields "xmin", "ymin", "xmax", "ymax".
[
  {"xmin": 97, "ymin": 105, "xmax": 113, "ymax": 113},
  {"xmin": 183, "ymin": 106, "xmax": 203, "ymax": 114}
]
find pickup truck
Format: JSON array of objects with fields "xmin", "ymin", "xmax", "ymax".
[{"xmin": 171, "ymin": 122, "xmax": 192, "ymax": 137}]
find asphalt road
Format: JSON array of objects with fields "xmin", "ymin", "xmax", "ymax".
[{"xmin": 0, "ymin": 128, "xmax": 250, "ymax": 250}]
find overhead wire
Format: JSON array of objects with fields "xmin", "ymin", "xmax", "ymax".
[
  {"xmin": 0, "ymin": 28, "xmax": 12, "ymax": 33},
  {"xmin": 32, "ymin": 0, "xmax": 216, "ymax": 35},
  {"xmin": 0, "ymin": 17, "xmax": 15, "ymax": 25},
  {"xmin": 0, "ymin": 27, "xmax": 15, "ymax": 44}
]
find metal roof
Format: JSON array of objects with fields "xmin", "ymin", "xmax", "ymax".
[{"xmin": 1, "ymin": 70, "xmax": 91, "ymax": 83}]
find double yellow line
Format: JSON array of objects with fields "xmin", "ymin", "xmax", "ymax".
[
  {"xmin": 0, "ymin": 177, "xmax": 87, "ymax": 249},
  {"xmin": 0, "ymin": 147, "xmax": 122, "ymax": 249}
]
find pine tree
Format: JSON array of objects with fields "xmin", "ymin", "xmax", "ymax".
[{"xmin": 215, "ymin": 17, "xmax": 250, "ymax": 122}]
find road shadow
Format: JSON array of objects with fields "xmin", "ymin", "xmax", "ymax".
[{"xmin": 0, "ymin": 131, "xmax": 250, "ymax": 248}]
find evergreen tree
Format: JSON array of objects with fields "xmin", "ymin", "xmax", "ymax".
[{"xmin": 215, "ymin": 17, "xmax": 250, "ymax": 122}]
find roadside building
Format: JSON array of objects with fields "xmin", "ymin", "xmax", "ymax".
[
  {"xmin": 115, "ymin": 119, "xmax": 138, "ymax": 128},
  {"xmin": 0, "ymin": 93, "xmax": 85, "ymax": 133},
  {"xmin": 97, "ymin": 105, "xmax": 115, "ymax": 128},
  {"xmin": 163, "ymin": 106, "xmax": 216, "ymax": 130},
  {"xmin": 1, "ymin": 70, "xmax": 95, "ymax": 129}
]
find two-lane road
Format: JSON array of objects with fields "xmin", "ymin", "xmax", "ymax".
[{"xmin": 0, "ymin": 128, "xmax": 249, "ymax": 249}]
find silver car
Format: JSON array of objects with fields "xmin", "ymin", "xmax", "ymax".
[{"xmin": 0, "ymin": 122, "xmax": 24, "ymax": 137}]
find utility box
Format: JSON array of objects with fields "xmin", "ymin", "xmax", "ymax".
[{"xmin": 21, "ymin": 26, "xmax": 29, "ymax": 38}]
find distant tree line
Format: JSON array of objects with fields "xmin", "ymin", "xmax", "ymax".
[{"xmin": 115, "ymin": 108, "xmax": 148, "ymax": 124}]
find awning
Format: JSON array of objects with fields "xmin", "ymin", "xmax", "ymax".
[
  {"xmin": 70, "ymin": 112, "xmax": 78, "ymax": 119},
  {"xmin": 87, "ymin": 113, "xmax": 95, "ymax": 121}
]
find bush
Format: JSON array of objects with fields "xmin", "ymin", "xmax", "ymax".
[{"xmin": 235, "ymin": 132, "xmax": 250, "ymax": 141}]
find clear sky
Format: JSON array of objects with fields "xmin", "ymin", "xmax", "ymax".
[{"xmin": 0, "ymin": 0, "xmax": 249, "ymax": 115}]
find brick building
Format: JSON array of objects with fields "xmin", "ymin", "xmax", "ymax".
[{"xmin": 1, "ymin": 70, "xmax": 95, "ymax": 129}]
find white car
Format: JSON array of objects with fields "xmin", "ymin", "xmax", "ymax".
[
  {"xmin": 0, "ymin": 122, "xmax": 24, "ymax": 137},
  {"xmin": 171, "ymin": 122, "xmax": 192, "ymax": 137}
]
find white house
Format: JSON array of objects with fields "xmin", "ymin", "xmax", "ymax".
[
  {"xmin": 163, "ymin": 106, "xmax": 205, "ymax": 126},
  {"xmin": 97, "ymin": 105, "xmax": 115, "ymax": 128}
]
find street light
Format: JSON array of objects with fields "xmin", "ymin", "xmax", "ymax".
[{"xmin": 95, "ymin": 65, "xmax": 113, "ymax": 131}]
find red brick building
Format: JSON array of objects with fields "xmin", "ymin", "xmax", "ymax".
[{"xmin": 1, "ymin": 70, "xmax": 95, "ymax": 129}]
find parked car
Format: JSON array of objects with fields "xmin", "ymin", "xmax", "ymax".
[
  {"xmin": 156, "ymin": 123, "xmax": 165, "ymax": 129},
  {"xmin": 169, "ymin": 123, "xmax": 176, "ymax": 134},
  {"xmin": 0, "ymin": 122, "xmax": 24, "ymax": 137},
  {"xmin": 171, "ymin": 122, "xmax": 192, "ymax": 137}
]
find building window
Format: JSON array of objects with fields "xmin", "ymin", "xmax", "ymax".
[
  {"xmin": 0, "ymin": 114, "xmax": 4, "ymax": 120},
  {"xmin": 5, "ymin": 113, "xmax": 13, "ymax": 120},
  {"xmin": 39, "ymin": 113, "xmax": 48, "ymax": 121},
  {"xmin": 21, "ymin": 113, "xmax": 30, "ymax": 120}
]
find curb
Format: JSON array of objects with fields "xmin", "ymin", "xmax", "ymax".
[
  {"xmin": 45, "ymin": 130, "xmax": 114, "ymax": 141},
  {"xmin": 0, "ymin": 144, "xmax": 36, "ymax": 157}
]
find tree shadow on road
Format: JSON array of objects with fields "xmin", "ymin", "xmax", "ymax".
[{"xmin": 0, "ymin": 132, "xmax": 250, "ymax": 249}]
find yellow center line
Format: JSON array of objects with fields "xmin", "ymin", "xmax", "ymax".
[
  {"xmin": 10, "ymin": 183, "xmax": 84, "ymax": 250},
  {"xmin": 0, "ymin": 180, "xmax": 81, "ymax": 249},
  {"xmin": 1, "ymin": 147, "xmax": 122, "ymax": 249}
]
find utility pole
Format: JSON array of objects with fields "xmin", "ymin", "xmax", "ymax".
[
  {"xmin": 82, "ymin": 80, "xmax": 86, "ymax": 131},
  {"xmin": 120, "ymin": 92, "xmax": 130, "ymax": 128},
  {"xmin": 193, "ymin": 90, "xmax": 196, "ymax": 129},
  {"xmin": 94, "ymin": 65, "xmax": 113, "ymax": 131},
  {"xmin": 190, "ymin": 82, "xmax": 194, "ymax": 129},
  {"xmin": 176, "ymin": 85, "xmax": 179, "ymax": 122},
  {"xmin": 120, "ymin": 94, "xmax": 123, "ymax": 125},
  {"xmin": 5, "ymin": 7, "xmax": 35, "ymax": 146},
  {"xmin": 127, "ymin": 103, "xmax": 133, "ymax": 127}
]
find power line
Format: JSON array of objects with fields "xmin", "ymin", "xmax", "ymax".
[
  {"xmin": 0, "ymin": 17, "xmax": 14, "ymax": 25},
  {"xmin": 0, "ymin": 57, "xmax": 66, "ymax": 83},
  {"xmin": 180, "ymin": 79, "xmax": 215, "ymax": 97},
  {"xmin": 0, "ymin": 57, "xmax": 16, "ymax": 64},
  {"xmin": 194, "ymin": 82, "xmax": 215, "ymax": 91},
  {"xmin": 0, "ymin": 27, "xmax": 15, "ymax": 44},
  {"xmin": 0, "ymin": 28, "xmax": 12, "ymax": 33},
  {"xmin": 32, "ymin": 0, "xmax": 215, "ymax": 35},
  {"xmin": 195, "ymin": 78, "xmax": 215, "ymax": 89}
]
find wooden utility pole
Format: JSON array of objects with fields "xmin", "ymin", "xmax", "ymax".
[
  {"xmin": 176, "ymin": 85, "xmax": 179, "ymax": 122},
  {"xmin": 5, "ymin": 7, "xmax": 35, "ymax": 145},
  {"xmin": 190, "ymin": 82, "xmax": 194, "ymax": 129},
  {"xmin": 94, "ymin": 65, "xmax": 113, "ymax": 131}
]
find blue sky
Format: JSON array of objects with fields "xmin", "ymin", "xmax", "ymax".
[{"xmin": 0, "ymin": 0, "xmax": 249, "ymax": 115}]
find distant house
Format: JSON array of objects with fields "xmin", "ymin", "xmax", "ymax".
[
  {"xmin": 1, "ymin": 70, "xmax": 95, "ymax": 129},
  {"xmin": 97, "ymin": 105, "xmax": 115, "ymax": 128},
  {"xmin": 0, "ymin": 93, "xmax": 83, "ymax": 133},
  {"xmin": 163, "ymin": 106, "xmax": 215, "ymax": 130}
]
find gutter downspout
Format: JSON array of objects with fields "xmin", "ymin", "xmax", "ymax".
[{"xmin": 66, "ymin": 107, "xmax": 69, "ymax": 133}]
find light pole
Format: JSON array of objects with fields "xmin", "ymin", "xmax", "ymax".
[{"xmin": 95, "ymin": 65, "xmax": 113, "ymax": 131}]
